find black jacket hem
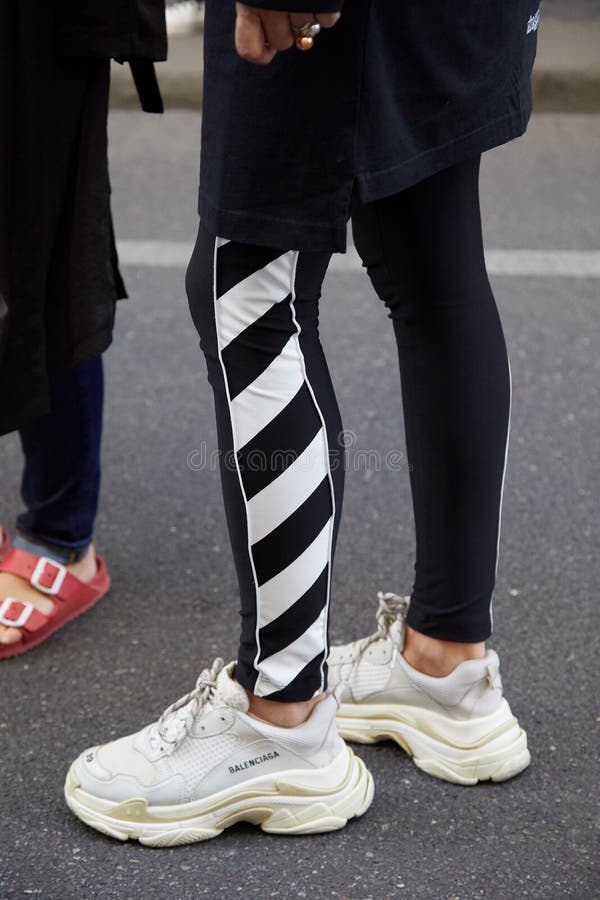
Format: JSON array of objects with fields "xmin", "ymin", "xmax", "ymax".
[
  {"xmin": 198, "ymin": 194, "xmax": 349, "ymax": 253},
  {"xmin": 198, "ymin": 83, "xmax": 532, "ymax": 255},
  {"xmin": 359, "ymin": 92, "xmax": 532, "ymax": 205}
]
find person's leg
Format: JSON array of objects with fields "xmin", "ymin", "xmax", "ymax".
[
  {"xmin": 352, "ymin": 157, "xmax": 510, "ymax": 672},
  {"xmin": 16, "ymin": 354, "xmax": 104, "ymax": 560},
  {"xmin": 186, "ymin": 224, "xmax": 343, "ymax": 722},
  {"xmin": 63, "ymin": 227, "xmax": 374, "ymax": 842},
  {"xmin": 0, "ymin": 356, "xmax": 103, "ymax": 646},
  {"xmin": 327, "ymin": 159, "xmax": 529, "ymax": 783}
]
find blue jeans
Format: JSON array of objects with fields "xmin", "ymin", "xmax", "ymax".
[{"xmin": 14, "ymin": 356, "xmax": 104, "ymax": 564}]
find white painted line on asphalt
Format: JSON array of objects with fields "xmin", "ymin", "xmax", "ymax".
[
  {"xmin": 118, "ymin": 240, "xmax": 192, "ymax": 267},
  {"xmin": 117, "ymin": 240, "xmax": 600, "ymax": 278},
  {"xmin": 485, "ymin": 249, "xmax": 600, "ymax": 278}
]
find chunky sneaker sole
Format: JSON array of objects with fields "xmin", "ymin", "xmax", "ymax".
[
  {"xmin": 328, "ymin": 593, "xmax": 531, "ymax": 786},
  {"xmin": 64, "ymin": 743, "xmax": 373, "ymax": 846},
  {"xmin": 336, "ymin": 698, "xmax": 530, "ymax": 786}
]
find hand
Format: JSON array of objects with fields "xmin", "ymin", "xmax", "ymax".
[{"xmin": 235, "ymin": 4, "xmax": 341, "ymax": 65}]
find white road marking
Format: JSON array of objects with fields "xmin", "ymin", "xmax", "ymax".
[
  {"xmin": 117, "ymin": 240, "xmax": 600, "ymax": 278},
  {"xmin": 484, "ymin": 250, "xmax": 600, "ymax": 278},
  {"xmin": 118, "ymin": 240, "xmax": 192, "ymax": 267}
]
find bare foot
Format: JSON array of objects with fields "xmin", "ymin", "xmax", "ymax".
[{"xmin": 0, "ymin": 543, "xmax": 97, "ymax": 646}]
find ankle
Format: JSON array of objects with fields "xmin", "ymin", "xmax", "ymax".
[
  {"xmin": 403, "ymin": 625, "xmax": 486, "ymax": 678},
  {"xmin": 243, "ymin": 688, "xmax": 323, "ymax": 728},
  {"xmin": 68, "ymin": 544, "xmax": 97, "ymax": 581}
]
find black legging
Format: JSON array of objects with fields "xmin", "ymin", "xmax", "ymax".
[{"xmin": 186, "ymin": 156, "xmax": 510, "ymax": 702}]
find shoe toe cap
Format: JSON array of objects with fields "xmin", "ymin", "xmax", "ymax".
[
  {"xmin": 97, "ymin": 733, "xmax": 157, "ymax": 783},
  {"xmin": 71, "ymin": 734, "xmax": 157, "ymax": 799},
  {"xmin": 72, "ymin": 745, "xmax": 112, "ymax": 789}
]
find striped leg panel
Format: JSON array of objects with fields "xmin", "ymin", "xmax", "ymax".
[{"xmin": 212, "ymin": 237, "xmax": 336, "ymax": 699}]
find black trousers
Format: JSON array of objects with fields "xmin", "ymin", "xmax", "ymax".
[{"xmin": 186, "ymin": 156, "xmax": 511, "ymax": 702}]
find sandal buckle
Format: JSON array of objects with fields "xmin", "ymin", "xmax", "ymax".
[
  {"xmin": 30, "ymin": 556, "xmax": 67, "ymax": 595},
  {"xmin": 0, "ymin": 597, "xmax": 33, "ymax": 628}
]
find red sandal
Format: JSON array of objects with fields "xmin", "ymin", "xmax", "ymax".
[{"xmin": 0, "ymin": 548, "xmax": 111, "ymax": 659}]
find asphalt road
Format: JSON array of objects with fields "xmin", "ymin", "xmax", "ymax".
[
  {"xmin": 544, "ymin": 0, "xmax": 600, "ymax": 17},
  {"xmin": 1, "ymin": 112, "xmax": 599, "ymax": 899}
]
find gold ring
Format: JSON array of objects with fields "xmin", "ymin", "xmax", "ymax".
[{"xmin": 293, "ymin": 21, "xmax": 321, "ymax": 52}]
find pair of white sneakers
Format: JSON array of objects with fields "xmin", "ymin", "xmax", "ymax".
[{"xmin": 65, "ymin": 594, "xmax": 530, "ymax": 846}]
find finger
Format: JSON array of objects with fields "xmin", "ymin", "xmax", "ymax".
[
  {"xmin": 288, "ymin": 11, "xmax": 317, "ymax": 30},
  {"xmin": 314, "ymin": 13, "xmax": 341, "ymax": 28},
  {"xmin": 288, "ymin": 12, "xmax": 341, "ymax": 30},
  {"xmin": 235, "ymin": 5, "xmax": 277, "ymax": 64},
  {"xmin": 261, "ymin": 11, "xmax": 295, "ymax": 51}
]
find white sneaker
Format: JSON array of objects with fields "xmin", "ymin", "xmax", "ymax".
[
  {"xmin": 64, "ymin": 659, "xmax": 373, "ymax": 846},
  {"xmin": 166, "ymin": 0, "xmax": 204, "ymax": 36},
  {"xmin": 328, "ymin": 593, "xmax": 531, "ymax": 785}
]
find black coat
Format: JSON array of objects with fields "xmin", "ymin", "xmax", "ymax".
[
  {"xmin": 200, "ymin": 0, "xmax": 539, "ymax": 251},
  {"xmin": 55, "ymin": 0, "xmax": 167, "ymax": 61},
  {"xmin": 0, "ymin": 1, "xmax": 166, "ymax": 434}
]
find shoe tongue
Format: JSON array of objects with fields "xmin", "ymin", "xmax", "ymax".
[{"xmin": 213, "ymin": 663, "xmax": 250, "ymax": 713}]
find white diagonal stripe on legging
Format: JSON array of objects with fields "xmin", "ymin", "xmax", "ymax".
[
  {"xmin": 231, "ymin": 335, "xmax": 305, "ymax": 449},
  {"xmin": 256, "ymin": 520, "xmax": 331, "ymax": 625},
  {"xmin": 253, "ymin": 607, "xmax": 328, "ymax": 696},
  {"xmin": 213, "ymin": 241, "xmax": 333, "ymax": 698},
  {"xmin": 217, "ymin": 252, "xmax": 293, "ymax": 349},
  {"xmin": 247, "ymin": 429, "xmax": 328, "ymax": 544}
]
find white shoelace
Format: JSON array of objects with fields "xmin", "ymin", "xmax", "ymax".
[
  {"xmin": 343, "ymin": 592, "xmax": 410, "ymax": 665},
  {"xmin": 151, "ymin": 657, "xmax": 226, "ymax": 751}
]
